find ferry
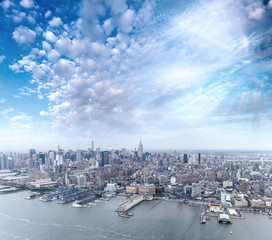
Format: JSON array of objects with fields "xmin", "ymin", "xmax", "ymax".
[
  {"xmin": 266, "ymin": 212, "xmax": 272, "ymax": 219},
  {"xmin": 124, "ymin": 212, "xmax": 134, "ymax": 216},
  {"xmin": 72, "ymin": 201, "xmax": 83, "ymax": 208},
  {"xmin": 25, "ymin": 194, "xmax": 36, "ymax": 200},
  {"xmin": 200, "ymin": 216, "xmax": 206, "ymax": 224},
  {"xmin": 118, "ymin": 212, "xmax": 130, "ymax": 218}
]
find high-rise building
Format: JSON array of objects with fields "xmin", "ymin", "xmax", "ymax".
[
  {"xmin": 77, "ymin": 149, "xmax": 81, "ymax": 161},
  {"xmin": 0, "ymin": 153, "xmax": 8, "ymax": 170},
  {"xmin": 183, "ymin": 154, "xmax": 188, "ymax": 164},
  {"xmin": 39, "ymin": 153, "xmax": 45, "ymax": 165},
  {"xmin": 138, "ymin": 140, "xmax": 143, "ymax": 159},
  {"xmin": 56, "ymin": 146, "xmax": 63, "ymax": 173},
  {"xmin": 198, "ymin": 153, "xmax": 201, "ymax": 165},
  {"xmin": 101, "ymin": 151, "xmax": 110, "ymax": 166},
  {"xmin": 91, "ymin": 141, "xmax": 94, "ymax": 151},
  {"xmin": 29, "ymin": 149, "xmax": 36, "ymax": 159}
]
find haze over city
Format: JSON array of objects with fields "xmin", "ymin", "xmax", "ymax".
[{"xmin": 0, "ymin": 0, "xmax": 272, "ymax": 151}]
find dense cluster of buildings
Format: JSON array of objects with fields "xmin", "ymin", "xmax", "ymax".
[{"xmin": 1, "ymin": 142, "xmax": 272, "ymax": 210}]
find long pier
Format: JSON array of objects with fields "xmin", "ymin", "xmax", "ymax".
[{"xmin": 116, "ymin": 195, "xmax": 144, "ymax": 212}]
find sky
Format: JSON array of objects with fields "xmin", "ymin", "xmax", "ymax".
[{"xmin": 0, "ymin": 0, "xmax": 272, "ymax": 152}]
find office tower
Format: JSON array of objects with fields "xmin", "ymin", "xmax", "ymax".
[
  {"xmin": 39, "ymin": 153, "xmax": 45, "ymax": 165},
  {"xmin": 56, "ymin": 146, "xmax": 63, "ymax": 173},
  {"xmin": 77, "ymin": 149, "xmax": 81, "ymax": 161},
  {"xmin": 91, "ymin": 141, "xmax": 94, "ymax": 151},
  {"xmin": 138, "ymin": 140, "xmax": 143, "ymax": 159},
  {"xmin": 77, "ymin": 174, "xmax": 86, "ymax": 187},
  {"xmin": 121, "ymin": 148, "xmax": 126, "ymax": 157},
  {"xmin": 198, "ymin": 153, "xmax": 201, "ymax": 165},
  {"xmin": 49, "ymin": 151, "xmax": 55, "ymax": 165},
  {"xmin": 183, "ymin": 154, "xmax": 188, "ymax": 164},
  {"xmin": 29, "ymin": 149, "xmax": 36, "ymax": 159},
  {"xmin": 0, "ymin": 153, "xmax": 8, "ymax": 170},
  {"xmin": 101, "ymin": 151, "xmax": 110, "ymax": 166}
]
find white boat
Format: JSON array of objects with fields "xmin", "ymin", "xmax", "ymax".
[
  {"xmin": 72, "ymin": 201, "xmax": 83, "ymax": 208},
  {"xmin": 88, "ymin": 202, "xmax": 96, "ymax": 206}
]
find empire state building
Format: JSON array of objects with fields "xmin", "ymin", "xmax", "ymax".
[{"xmin": 138, "ymin": 140, "xmax": 143, "ymax": 159}]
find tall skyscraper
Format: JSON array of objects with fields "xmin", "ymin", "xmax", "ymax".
[
  {"xmin": 39, "ymin": 153, "xmax": 45, "ymax": 165},
  {"xmin": 91, "ymin": 141, "xmax": 94, "ymax": 151},
  {"xmin": 77, "ymin": 149, "xmax": 81, "ymax": 161},
  {"xmin": 183, "ymin": 154, "xmax": 188, "ymax": 164},
  {"xmin": 56, "ymin": 146, "xmax": 63, "ymax": 173},
  {"xmin": 101, "ymin": 151, "xmax": 110, "ymax": 166},
  {"xmin": 138, "ymin": 140, "xmax": 143, "ymax": 159},
  {"xmin": 198, "ymin": 153, "xmax": 201, "ymax": 165},
  {"xmin": 0, "ymin": 153, "xmax": 8, "ymax": 170},
  {"xmin": 29, "ymin": 149, "xmax": 36, "ymax": 159}
]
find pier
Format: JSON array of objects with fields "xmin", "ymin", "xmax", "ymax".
[{"xmin": 116, "ymin": 195, "xmax": 144, "ymax": 212}]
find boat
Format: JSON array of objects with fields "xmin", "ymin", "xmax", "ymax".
[
  {"xmin": 124, "ymin": 212, "xmax": 134, "ymax": 216},
  {"xmin": 72, "ymin": 201, "xmax": 83, "ymax": 208},
  {"xmin": 25, "ymin": 194, "xmax": 36, "ymax": 200},
  {"xmin": 39, "ymin": 196, "xmax": 53, "ymax": 202},
  {"xmin": 200, "ymin": 216, "xmax": 206, "ymax": 224},
  {"xmin": 87, "ymin": 202, "xmax": 96, "ymax": 206},
  {"xmin": 230, "ymin": 231, "xmax": 233, "ymax": 235},
  {"xmin": 118, "ymin": 212, "xmax": 130, "ymax": 218}
]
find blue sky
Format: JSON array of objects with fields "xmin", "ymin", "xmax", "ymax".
[{"xmin": 0, "ymin": 0, "xmax": 272, "ymax": 151}]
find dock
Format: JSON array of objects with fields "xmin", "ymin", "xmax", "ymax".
[
  {"xmin": 116, "ymin": 195, "xmax": 144, "ymax": 212},
  {"xmin": 218, "ymin": 213, "xmax": 232, "ymax": 224}
]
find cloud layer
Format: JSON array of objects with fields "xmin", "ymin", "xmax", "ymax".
[{"xmin": 1, "ymin": 0, "xmax": 272, "ymax": 150}]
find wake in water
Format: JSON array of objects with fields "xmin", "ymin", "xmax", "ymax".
[
  {"xmin": 0, "ymin": 212, "xmax": 170, "ymax": 240},
  {"xmin": 146, "ymin": 201, "xmax": 162, "ymax": 213}
]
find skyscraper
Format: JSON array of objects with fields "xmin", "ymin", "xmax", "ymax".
[
  {"xmin": 183, "ymin": 154, "xmax": 188, "ymax": 164},
  {"xmin": 39, "ymin": 153, "xmax": 45, "ymax": 165},
  {"xmin": 91, "ymin": 141, "xmax": 94, "ymax": 151},
  {"xmin": 56, "ymin": 146, "xmax": 63, "ymax": 173},
  {"xmin": 77, "ymin": 149, "xmax": 81, "ymax": 161},
  {"xmin": 198, "ymin": 153, "xmax": 201, "ymax": 165},
  {"xmin": 101, "ymin": 151, "xmax": 110, "ymax": 166},
  {"xmin": 138, "ymin": 140, "xmax": 143, "ymax": 160},
  {"xmin": 0, "ymin": 153, "xmax": 8, "ymax": 170},
  {"xmin": 29, "ymin": 149, "xmax": 36, "ymax": 159}
]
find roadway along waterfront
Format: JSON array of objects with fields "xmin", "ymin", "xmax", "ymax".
[{"xmin": 1, "ymin": 191, "xmax": 272, "ymax": 240}]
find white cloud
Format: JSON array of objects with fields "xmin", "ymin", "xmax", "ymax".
[
  {"xmin": 0, "ymin": 107, "xmax": 14, "ymax": 115},
  {"xmin": 42, "ymin": 41, "xmax": 52, "ymax": 51},
  {"xmin": 45, "ymin": 10, "xmax": 52, "ymax": 18},
  {"xmin": 120, "ymin": 9, "xmax": 135, "ymax": 33},
  {"xmin": 11, "ymin": 10, "xmax": 26, "ymax": 23},
  {"xmin": 248, "ymin": 7, "xmax": 265, "ymax": 20},
  {"xmin": 49, "ymin": 17, "xmax": 63, "ymax": 27},
  {"xmin": 40, "ymin": 111, "xmax": 49, "ymax": 116},
  {"xmin": 0, "ymin": 55, "xmax": 5, "ymax": 63},
  {"xmin": 7, "ymin": 0, "xmax": 272, "ymax": 150},
  {"xmin": 0, "ymin": 98, "xmax": 6, "ymax": 103},
  {"xmin": 10, "ymin": 114, "xmax": 31, "ymax": 122},
  {"xmin": 19, "ymin": 0, "xmax": 34, "ymax": 8},
  {"xmin": 269, "ymin": 0, "xmax": 272, "ymax": 8},
  {"xmin": 47, "ymin": 49, "xmax": 60, "ymax": 62},
  {"xmin": 103, "ymin": 18, "xmax": 113, "ymax": 36},
  {"xmin": 12, "ymin": 26, "xmax": 36, "ymax": 44},
  {"xmin": 0, "ymin": 0, "xmax": 13, "ymax": 10},
  {"xmin": 43, "ymin": 30, "xmax": 57, "ymax": 42}
]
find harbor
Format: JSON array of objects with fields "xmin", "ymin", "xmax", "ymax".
[
  {"xmin": 116, "ymin": 195, "xmax": 144, "ymax": 213},
  {"xmin": 39, "ymin": 187, "xmax": 96, "ymax": 204}
]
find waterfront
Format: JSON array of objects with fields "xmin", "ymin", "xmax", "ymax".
[{"xmin": 0, "ymin": 191, "xmax": 272, "ymax": 240}]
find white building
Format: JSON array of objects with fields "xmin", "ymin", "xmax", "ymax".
[{"xmin": 104, "ymin": 183, "xmax": 117, "ymax": 192}]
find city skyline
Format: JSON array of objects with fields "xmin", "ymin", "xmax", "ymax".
[{"xmin": 1, "ymin": 0, "xmax": 272, "ymax": 151}]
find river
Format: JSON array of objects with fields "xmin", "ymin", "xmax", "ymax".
[{"xmin": 0, "ymin": 191, "xmax": 271, "ymax": 240}]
